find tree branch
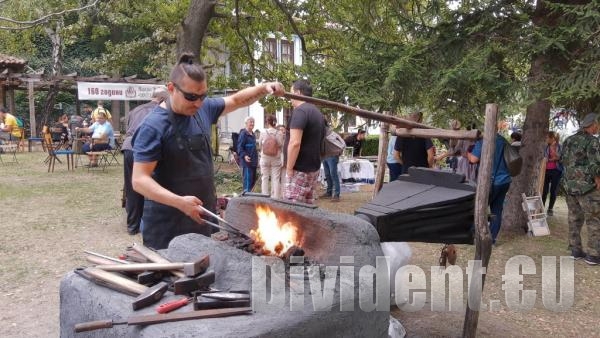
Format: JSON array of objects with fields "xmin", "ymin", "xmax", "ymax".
[
  {"xmin": 271, "ymin": 0, "xmax": 308, "ymax": 55},
  {"xmin": 0, "ymin": 0, "xmax": 100, "ymax": 30},
  {"xmin": 233, "ymin": 0, "xmax": 256, "ymax": 76}
]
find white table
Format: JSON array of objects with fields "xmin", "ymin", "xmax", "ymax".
[{"xmin": 320, "ymin": 158, "xmax": 375, "ymax": 186}]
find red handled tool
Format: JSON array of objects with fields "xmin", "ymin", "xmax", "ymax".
[{"xmin": 156, "ymin": 297, "xmax": 192, "ymax": 314}]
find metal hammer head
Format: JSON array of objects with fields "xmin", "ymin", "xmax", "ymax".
[
  {"xmin": 182, "ymin": 255, "xmax": 210, "ymax": 277},
  {"xmin": 132, "ymin": 281, "xmax": 168, "ymax": 310},
  {"xmin": 174, "ymin": 270, "xmax": 216, "ymax": 295}
]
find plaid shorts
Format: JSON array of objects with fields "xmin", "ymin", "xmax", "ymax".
[{"xmin": 284, "ymin": 170, "xmax": 320, "ymax": 204}]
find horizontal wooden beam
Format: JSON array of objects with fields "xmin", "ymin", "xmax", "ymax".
[{"xmin": 394, "ymin": 128, "xmax": 479, "ymax": 140}]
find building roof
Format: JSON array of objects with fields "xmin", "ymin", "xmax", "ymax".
[{"xmin": 0, "ymin": 54, "xmax": 27, "ymax": 71}]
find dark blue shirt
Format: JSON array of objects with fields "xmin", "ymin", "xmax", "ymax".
[
  {"xmin": 132, "ymin": 98, "xmax": 225, "ymax": 163},
  {"xmin": 237, "ymin": 129, "xmax": 258, "ymax": 167},
  {"xmin": 471, "ymin": 133, "xmax": 511, "ymax": 185}
]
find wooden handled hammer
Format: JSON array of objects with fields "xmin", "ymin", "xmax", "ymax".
[{"xmin": 83, "ymin": 267, "xmax": 168, "ymax": 310}]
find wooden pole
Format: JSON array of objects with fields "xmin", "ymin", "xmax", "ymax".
[
  {"xmin": 394, "ymin": 127, "xmax": 478, "ymax": 140},
  {"xmin": 283, "ymin": 92, "xmax": 479, "ymax": 140},
  {"xmin": 372, "ymin": 114, "xmax": 390, "ymax": 198},
  {"xmin": 283, "ymin": 92, "xmax": 433, "ymax": 129},
  {"xmin": 7, "ymin": 87, "xmax": 15, "ymax": 115},
  {"xmin": 462, "ymin": 103, "xmax": 497, "ymax": 338},
  {"xmin": 28, "ymin": 80, "xmax": 37, "ymax": 137},
  {"xmin": 0, "ymin": 81, "xmax": 5, "ymax": 107}
]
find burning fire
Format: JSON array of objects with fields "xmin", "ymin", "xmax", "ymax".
[{"xmin": 250, "ymin": 206, "xmax": 298, "ymax": 256}]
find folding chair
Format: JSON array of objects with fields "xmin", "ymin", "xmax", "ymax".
[
  {"xmin": 43, "ymin": 132, "xmax": 75, "ymax": 172},
  {"xmin": 0, "ymin": 143, "xmax": 18, "ymax": 164},
  {"xmin": 0, "ymin": 129, "xmax": 23, "ymax": 164}
]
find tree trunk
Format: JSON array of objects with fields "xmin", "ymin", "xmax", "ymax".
[
  {"xmin": 502, "ymin": 1, "xmax": 561, "ymax": 236},
  {"xmin": 41, "ymin": 19, "xmax": 64, "ymax": 127},
  {"xmin": 176, "ymin": 0, "xmax": 218, "ymax": 62}
]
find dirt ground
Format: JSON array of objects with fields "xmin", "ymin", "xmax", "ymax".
[{"xmin": 0, "ymin": 152, "xmax": 599, "ymax": 337}]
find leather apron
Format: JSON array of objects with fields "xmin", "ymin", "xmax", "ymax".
[{"xmin": 142, "ymin": 104, "xmax": 216, "ymax": 249}]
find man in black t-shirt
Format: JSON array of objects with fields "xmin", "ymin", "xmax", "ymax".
[
  {"xmin": 394, "ymin": 111, "xmax": 434, "ymax": 174},
  {"xmin": 344, "ymin": 129, "xmax": 366, "ymax": 157},
  {"xmin": 284, "ymin": 79, "xmax": 325, "ymax": 204}
]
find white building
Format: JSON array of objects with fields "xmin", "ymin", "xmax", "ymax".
[{"xmin": 216, "ymin": 34, "xmax": 303, "ymax": 142}]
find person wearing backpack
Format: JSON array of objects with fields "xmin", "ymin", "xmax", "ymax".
[
  {"xmin": 468, "ymin": 125, "xmax": 512, "ymax": 245},
  {"xmin": 259, "ymin": 115, "xmax": 284, "ymax": 198},
  {"xmin": 0, "ymin": 106, "xmax": 22, "ymax": 143}
]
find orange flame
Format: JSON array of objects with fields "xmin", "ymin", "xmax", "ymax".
[{"xmin": 250, "ymin": 206, "xmax": 298, "ymax": 256}]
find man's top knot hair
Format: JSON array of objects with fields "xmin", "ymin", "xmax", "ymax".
[
  {"xmin": 178, "ymin": 53, "xmax": 195, "ymax": 65},
  {"xmin": 170, "ymin": 53, "xmax": 206, "ymax": 83}
]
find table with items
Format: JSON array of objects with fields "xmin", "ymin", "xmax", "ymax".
[{"xmin": 319, "ymin": 158, "xmax": 375, "ymax": 193}]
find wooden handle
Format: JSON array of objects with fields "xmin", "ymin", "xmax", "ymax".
[
  {"xmin": 86, "ymin": 255, "xmax": 123, "ymax": 266},
  {"xmin": 74, "ymin": 319, "xmax": 114, "ymax": 332},
  {"xmin": 96, "ymin": 262, "xmax": 183, "ymax": 272},
  {"xmin": 131, "ymin": 243, "xmax": 186, "ymax": 278},
  {"xmin": 131, "ymin": 243, "xmax": 171, "ymax": 264},
  {"xmin": 84, "ymin": 267, "xmax": 147, "ymax": 295}
]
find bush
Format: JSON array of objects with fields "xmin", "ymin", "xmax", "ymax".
[{"xmin": 361, "ymin": 135, "xmax": 380, "ymax": 156}]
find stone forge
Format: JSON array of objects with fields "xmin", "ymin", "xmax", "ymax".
[{"xmin": 60, "ymin": 196, "xmax": 388, "ymax": 337}]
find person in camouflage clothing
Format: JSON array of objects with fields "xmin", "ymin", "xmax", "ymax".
[{"xmin": 561, "ymin": 113, "xmax": 600, "ymax": 265}]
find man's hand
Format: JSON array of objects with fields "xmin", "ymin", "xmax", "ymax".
[
  {"xmin": 244, "ymin": 155, "xmax": 251, "ymax": 163},
  {"xmin": 286, "ymin": 169, "xmax": 294, "ymax": 179},
  {"xmin": 264, "ymin": 82, "xmax": 285, "ymax": 96},
  {"xmin": 178, "ymin": 195, "xmax": 205, "ymax": 224}
]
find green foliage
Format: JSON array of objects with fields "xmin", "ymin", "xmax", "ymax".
[{"xmin": 360, "ymin": 135, "xmax": 380, "ymax": 156}]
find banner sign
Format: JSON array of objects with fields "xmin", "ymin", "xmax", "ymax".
[{"xmin": 77, "ymin": 82, "xmax": 166, "ymax": 101}]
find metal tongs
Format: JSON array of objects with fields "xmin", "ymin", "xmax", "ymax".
[{"xmin": 199, "ymin": 205, "xmax": 250, "ymax": 239}]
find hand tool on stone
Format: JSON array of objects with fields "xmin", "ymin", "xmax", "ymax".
[
  {"xmin": 82, "ymin": 267, "xmax": 169, "ymax": 310},
  {"xmin": 120, "ymin": 248, "xmax": 150, "ymax": 263},
  {"xmin": 194, "ymin": 296, "xmax": 251, "ymax": 311},
  {"xmin": 173, "ymin": 270, "xmax": 216, "ymax": 295},
  {"xmin": 84, "ymin": 253, "xmax": 164, "ymax": 284},
  {"xmin": 96, "ymin": 255, "xmax": 210, "ymax": 277},
  {"xmin": 198, "ymin": 205, "xmax": 249, "ymax": 239},
  {"xmin": 155, "ymin": 297, "xmax": 193, "ymax": 314},
  {"xmin": 74, "ymin": 307, "xmax": 253, "ymax": 333},
  {"xmin": 74, "ymin": 267, "xmax": 139, "ymax": 297},
  {"xmin": 201, "ymin": 292, "xmax": 250, "ymax": 301},
  {"xmin": 131, "ymin": 243, "xmax": 210, "ymax": 291},
  {"xmin": 84, "ymin": 250, "xmax": 132, "ymax": 264},
  {"xmin": 130, "ymin": 242, "xmax": 185, "ymax": 278}
]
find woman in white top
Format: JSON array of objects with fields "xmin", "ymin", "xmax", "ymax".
[{"xmin": 259, "ymin": 115, "xmax": 284, "ymax": 198}]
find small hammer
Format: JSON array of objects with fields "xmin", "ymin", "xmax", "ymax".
[{"xmin": 83, "ymin": 267, "xmax": 168, "ymax": 310}]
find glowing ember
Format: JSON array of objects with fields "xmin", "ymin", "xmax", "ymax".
[{"xmin": 250, "ymin": 206, "xmax": 298, "ymax": 256}]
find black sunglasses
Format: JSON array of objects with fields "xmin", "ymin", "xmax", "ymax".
[{"xmin": 173, "ymin": 83, "xmax": 208, "ymax": 102}]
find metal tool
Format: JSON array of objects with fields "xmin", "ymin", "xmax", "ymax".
[
  {"xmin": 173, "ymin": 270, "xmax": 216, "ymax": 295},
  {"xmin": 194, "ymin": 295, "xmax": 251, "ymax": 311},
  {"xmin": 201, "ymin": 292, "xmax": 250, "ymax": 301},
  {"xmin": 202, "ymin": 218, "xmax": 250, "ymax": 239},
  {"xmin": 199, "ymin": 205, "xmax": 248, "ymax": 238},
  {"xmin": 74, "ymin": 307, "xmax": 253, "ymax": 333}
]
